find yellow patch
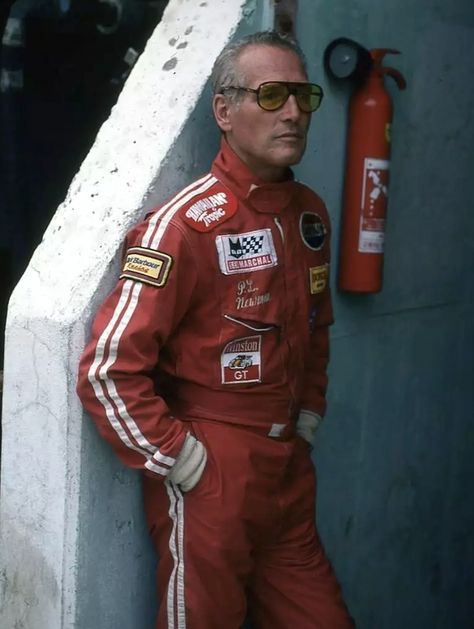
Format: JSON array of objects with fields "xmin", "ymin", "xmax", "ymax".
[
  {"xmin": 309, "ymin": 264, "xmax": 329, "ymax": 295},
  {"xmin": 120, "ymin": 247, "xmax": 173, "ymax": 288}
]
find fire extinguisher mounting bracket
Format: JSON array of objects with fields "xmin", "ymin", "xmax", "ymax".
[{"xmin": 323, "ymin": 38, "xmax": 373, "ymax": 83}]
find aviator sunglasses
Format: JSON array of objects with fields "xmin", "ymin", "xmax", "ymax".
[{"xmin": 221, "ymin": 81, "xmax": 324, "ymax": 113}]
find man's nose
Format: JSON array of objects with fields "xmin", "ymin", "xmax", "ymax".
[{"xmin": 281, "ymin": 94, "xmax": 301, "ymax": 121}]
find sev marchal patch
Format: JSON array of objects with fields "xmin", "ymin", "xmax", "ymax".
[
  {"xmin": 120, "ymin": 246, "xmax": 173, "ymax": 288},
  {"xmin": 309, "ymin": 264, "xmax": 329, "ymax": 294}
]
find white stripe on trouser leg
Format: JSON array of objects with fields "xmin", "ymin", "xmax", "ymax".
[
  {"xmin": 166, "ymin": 482, "xmax": 178, "ymax": 628},
  {"xmin": 176, "ymin": 489, "xmax": 186, "ymax": 629},
  {"xmin": 166, "ymin": 482, "xmax": 186, "ymax": 629}
]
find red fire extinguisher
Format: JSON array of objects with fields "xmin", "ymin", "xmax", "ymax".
[{"xmin": 338, "ymin": 49, "xmax": 406, "ymax": 293}]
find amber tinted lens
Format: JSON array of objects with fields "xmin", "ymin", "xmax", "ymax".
[
  {"xmin": 257, "ymin": 82, "xmax": 323, "ymax": 112},
  {"xmin": 295, "ymin": 84, "xmax": 323, "ymax": 112},
  {"xmin": 257, "ymin": 82, "xmax": 290, "ymax": 111}
]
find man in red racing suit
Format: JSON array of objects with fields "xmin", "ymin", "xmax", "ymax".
[{"xmin": 77, "ymin": 31, "xmax": 354, "ymax": 629}]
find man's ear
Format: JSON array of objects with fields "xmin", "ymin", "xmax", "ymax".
[{"xmin": 212, "ymin": 94, "xmax": 232, "ymax": 133}]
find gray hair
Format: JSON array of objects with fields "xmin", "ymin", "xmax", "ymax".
[{"xmin": 211, "ymin": 31, "xmax": 307, "ymax": 101}]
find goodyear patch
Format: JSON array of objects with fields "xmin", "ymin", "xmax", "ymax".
[
  {"xmin": 300, "ymin": 212, "xmax": 327, "ymax": 250},
  {"xmin": 120, "ymin": 246, "xmax": 173, "ymax": 288},
  {"xmin": 309, "ymin": 264, "xmax": 329, "ymax": 294}
]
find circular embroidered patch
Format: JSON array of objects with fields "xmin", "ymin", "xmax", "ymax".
[{"xmin": 299, "ymin": 212, "xmax": 327, "ymax": 250}]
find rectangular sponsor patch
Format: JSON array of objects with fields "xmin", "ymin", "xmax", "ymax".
[
  {"xmin": 120, "ymin": 246, "xmax": 173, "ymax": 288},
  {"xmin": 221, "ymin": 335, "xmax": 262, "ymax": 384},
  {"xmin": 309, "ymin": 264, "xmax": 329, "ymax": 294},
  {"xmin": 215, "ymin": 229, "xmax": 277, "ymax": 275}
]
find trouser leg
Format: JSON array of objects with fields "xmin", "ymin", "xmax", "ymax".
[
  {"xmin": 143, "ymin": 420, "xmax": 256, "ymax": 629},
  {"xmin": 144, "ymin": 422, "xmax": 353, "ymax": 629},
  {"xmin": 248, "ymin": 437, "xmax": 355, "ymax": 629}
]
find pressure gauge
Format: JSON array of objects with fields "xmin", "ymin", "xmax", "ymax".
[{"xmin": 324, "ymin": 38, "xmax": 372, "ymax": 82}]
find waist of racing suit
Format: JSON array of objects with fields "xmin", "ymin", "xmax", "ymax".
[{"xmin": 167, "ymin": 380, "xmax": 299, "ymax": 435}]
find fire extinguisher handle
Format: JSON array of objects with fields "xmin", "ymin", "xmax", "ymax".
[
  {"xmin": 381, "ymin": 66, "xmax": 407, "ymax": 90},
  {"xmin": 370, "ymin": 48, "xmax": 407, "ymax": 90},
  {"xmin": 371, "ymin": 48, "xmax": 401, "ymax": 63}
]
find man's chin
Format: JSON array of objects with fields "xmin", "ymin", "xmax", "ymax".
[
  {"xmin": 274, "ymin": 148, "xmax": 305, "ymax": 167},
  {"xmin": 271, "ymin": 140, "xmax": 307, "ymax": 166}
]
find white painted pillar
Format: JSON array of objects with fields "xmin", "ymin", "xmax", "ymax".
[{"xmin": 0, "ymin": 1, "xmax": 274, "ymax": 627}]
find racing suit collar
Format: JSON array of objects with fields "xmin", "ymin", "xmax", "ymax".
[{"xmin": 211, "ymin": 138, "xmax": 297, "ymax": 214}]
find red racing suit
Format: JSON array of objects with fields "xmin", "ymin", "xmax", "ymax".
[
  {"xmin": 77, "ymin": 138, "xmax": 333, "ymax": 476},
  {"xmin": 77, "ymin": 139, "xmax": 354, "ymax": 629}
]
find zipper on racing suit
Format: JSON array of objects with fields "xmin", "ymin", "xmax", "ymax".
[{"xmin": 273, "ymin": 215, "xmax": 298, "ymax": 418}]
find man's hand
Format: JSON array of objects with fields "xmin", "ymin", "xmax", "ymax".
[
  {"xmin": 296, "ymin": 410, "xmax": 322, "ymax": 448},
  {"xmin": 167, "ymin": 432, "xmax": 207, "ymax": 492}
]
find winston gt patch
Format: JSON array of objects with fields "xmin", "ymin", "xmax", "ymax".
[
  {"xmin": 221, "ymin": 335, "xmax": 262, "ymax": 384},
  {"xmin": 309, "ymin": 264, "xmax": 329, "ymax": 294},
  {"xmin": 120, "ymin": 246, "xmax": 173, "ymax": 288},
  {"xmin": 215, "ymin": 229, "xmax": 278, "ymax": 275}
]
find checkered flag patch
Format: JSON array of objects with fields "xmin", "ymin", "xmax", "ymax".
[
  {"xmin": 216, "ymin": 228, "xmax": 278, "ymax": 274},
  {"xmin": 241, "ymin": 235, "xmax": 264, "ymax": 255}
]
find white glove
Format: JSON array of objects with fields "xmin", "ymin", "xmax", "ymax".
[
  {"xmin": 167, "ymin": 432, "xmax": 207, "ymax": 492},
  {"xmin": 296, "ymin": 410, "xmax": 322, "ymax": 447}
]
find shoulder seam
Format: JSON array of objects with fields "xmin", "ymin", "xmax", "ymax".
[{"xmin": 141, "ymin": 173, "xmax": 217, "ymax": 250}]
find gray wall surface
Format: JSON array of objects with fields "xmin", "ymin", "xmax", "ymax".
[
  {"xmin": 0, "ymin": 2, "xmax": 277, "ymax": 629},
  {"xmin": 74, "ymin": 3, "xmax": 275, "ymax": 629},
  {"xmin": 294, "ymin": 2, "xmax": 474, "ymax": 628}
]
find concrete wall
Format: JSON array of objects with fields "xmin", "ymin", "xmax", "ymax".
[
  {"xmin": 295, "ymin": 2, "xmax": 474, "ymax": 628},
  {"xmin": 0, "ymin": 2, "xmax": 274, "ymax": 628}
]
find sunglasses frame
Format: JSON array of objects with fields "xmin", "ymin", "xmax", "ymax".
[{"xmin": 222, "ymin": 81, "xmax": 324, "ymax": 113}]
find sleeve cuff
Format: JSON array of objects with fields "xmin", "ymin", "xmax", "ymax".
[
  {"xmin": 144, "ymin": 449, "xmax": 176, "ymax": 477},
  {"xmin": 296, "ymin": 410, "xmax": 323, "ymax": 446}
]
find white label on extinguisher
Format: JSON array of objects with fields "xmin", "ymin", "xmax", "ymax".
[{"xmin": 358, "ymin": 158, "xmax": 390, "ymax": 253}]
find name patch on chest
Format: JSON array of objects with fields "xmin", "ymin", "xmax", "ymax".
[
  {"xmin": 215, "ymin": 229, "xmax": 278, "ymax": 275},
  {"xmin": 235, "ymin": 278, "xmax": 271, "ymax": 310},
  {"xmin": 221, "ymin": 335, "xmax": 262, "ymax": 384}
]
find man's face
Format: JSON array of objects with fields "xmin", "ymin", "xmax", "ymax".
[{"xmin": 213, "ymin": 45, "xmax": 312, "ymax": 182}]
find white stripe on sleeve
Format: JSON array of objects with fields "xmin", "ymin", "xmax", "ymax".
[{"xmin": 88, "ymin": 174, "xmax": 217, "ymax": 470}]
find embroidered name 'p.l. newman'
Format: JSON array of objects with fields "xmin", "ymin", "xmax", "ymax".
[{"xmin": 120, "ymin": 246, "xmax": 173, "ymax": 288}]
